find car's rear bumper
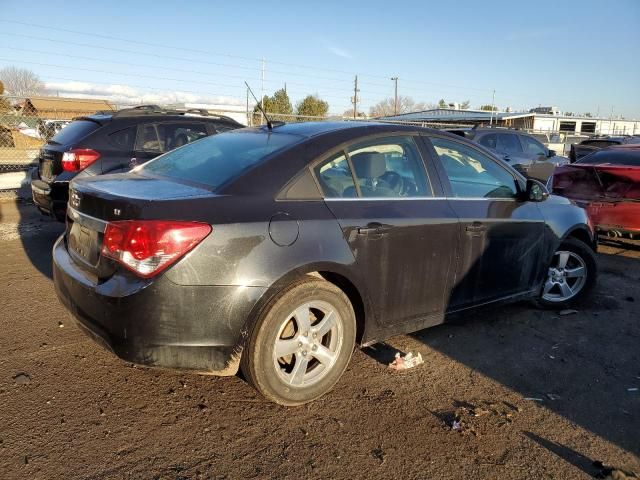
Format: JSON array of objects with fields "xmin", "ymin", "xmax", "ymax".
[
  {"xmin": 31, "ymin": 170, "xmax": 68, "ymax": 221},
  {"xmin": 582, "ymin": 201, "xmax": 640, "ymax": 235},
  {"xmin": 52, "ymin": 235, "xmax": 267, "ymax": 375}
]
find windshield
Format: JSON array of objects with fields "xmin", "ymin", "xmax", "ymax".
[{"xmin": 139, "ymin": 130, "xmax": 301, "ymax": 189}]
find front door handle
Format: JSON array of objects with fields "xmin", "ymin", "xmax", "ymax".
[
  {"xmin": 465, "ymin": 222, "xmax": 487, "ymax": 233},
  {"xmin": 357, "ymin": 223, "xmax": 390, "ymax": 235},
  {"xmin": 503, "ymin": 155, "xmax": 511, "ymax": 161}
]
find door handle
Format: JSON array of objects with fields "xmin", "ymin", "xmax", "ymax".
[
  {"xmin": 356, "ymin": 223, "xmax": 389, "ymax": 235},
  {"xmin": 503, "ymin": 155, "xmax": 511, "ymax": 161},
  {"xmin": 465, "ymin": 222, "xmax": 487, "ymax": 233}
]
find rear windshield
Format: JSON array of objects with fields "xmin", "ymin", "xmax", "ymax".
[
  {"xmin": 139, "ymin": 130, "xmax": 301, "ymax": 189},
  {"xmin": 576, "ymin": 150, "xmax": 640, "ymax": 166},
  {"xmin": 49, "ymin": 120, "xmax": 101, "ymax": 145}
]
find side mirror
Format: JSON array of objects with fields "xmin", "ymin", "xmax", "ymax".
[
  {"xmin": 547, "ymin": 149, "xmax": 557, "ymax": 158},
  {"xmin": 526, "ymin": 178, "xmax": 550, "ymax": 202}
]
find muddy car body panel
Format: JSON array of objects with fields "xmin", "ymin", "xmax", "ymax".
[{"xmin": 53, "ymin": 122, "xmax": 596, "ymax": 375}]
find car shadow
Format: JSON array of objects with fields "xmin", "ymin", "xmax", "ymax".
[
  {"xmin": 362, "ymin": 229, "xmax": 640, "ymax": 458},
  {"xmin": 522, "ymin": 431, "xmax": 600, "ymax": 476},
  {"xmin": 2, "ymin": 175, "xmax": 64, "ymax": 280}
]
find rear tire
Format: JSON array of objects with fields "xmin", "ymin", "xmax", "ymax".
[
  {"xmin": 537, "ymin": 237, "xmax": 597, "ymax": 308},
  {"xmin": 241, "ymin": 278, "xmax": 356, "ymax": 406}
]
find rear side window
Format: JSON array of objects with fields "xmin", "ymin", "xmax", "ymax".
[
  {"xmin": 136, "ymin": 124, "xmax": 162, "ymax": 152},
  {"xmin": 140, "ymin": 131, "xmax": 300, "ymax": 189},
  {"xmin": 157, "ymin": 122, "xmax": 209, "ymax": 151},
  {"xmin": 108, "ymin": 127, "xmax": 136, "ymax": 150},
  {"xmin": 430, "ymin": 137, "xmax": 518, "ymax": 199},
  {"xmin": 478, "ymin": 133, "xmax": 498, "ymax": 150},
  {"xmin": 583, "ymin": 140, "xmax": 617, "ymax": 148},
  {"xmin": 49, "ymin": 120, "xmax": 100, "ymax": 145},
  {"xmin": 315, "ymin": 153, "xmax": 356, "ymax": 198}
]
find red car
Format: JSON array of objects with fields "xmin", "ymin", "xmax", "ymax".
[{"xmin": 551, "ymin": 145, "xmax": 640, "ymax": 238}]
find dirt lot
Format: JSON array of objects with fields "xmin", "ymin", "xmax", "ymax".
[{"xmin": 0, "ymin": 198, "xmax": 639, "ymax": 479}]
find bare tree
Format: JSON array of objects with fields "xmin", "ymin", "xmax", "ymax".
[
  {"xmin": 0, "ymin": 66, "xmax": 46, "ymax": 97},
  {"xmin": 369, "ymin": 96, "xmax": 435, "ymax": 117}
]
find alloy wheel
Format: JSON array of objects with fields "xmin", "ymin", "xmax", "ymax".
[
  {"xmin": 542, "ymin": 250, "xmax": 588, "ymax": 303},
  {"xmin": 272, "ymin": 301, "xmax": 344, "ymax": 387}
]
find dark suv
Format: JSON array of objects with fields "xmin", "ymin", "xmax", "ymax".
[
  {"xmin": 449, "ymin": 127, "xmax": 568, "ymax": 181},
  {"xmin": 31, "ymin": 106, "xmax": 242, "ymax": 221},
  {"xmin": 569, "ymin": 135, "xmax": 640, "ymax": 163}
]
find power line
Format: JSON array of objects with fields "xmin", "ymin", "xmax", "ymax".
[
  {"xmin": 1, "ymin": 45, "xmax": 378, "ymax": 97},
  {"xmin": 0, "ymin": 23, "xmax": 598, "ymax": 110}
]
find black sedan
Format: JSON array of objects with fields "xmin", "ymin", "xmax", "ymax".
[{"xmin": 53, "ymin": 122, "xmax": 598, "ymax": 405}]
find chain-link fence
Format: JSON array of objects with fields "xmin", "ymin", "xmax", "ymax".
[
  {"xmin": 3, "ymin": 93, "xmax": 631, "ymax": 174},
  {"xmin": 0, "ymin": 95, "xmax": 119, "ymax": 171}
]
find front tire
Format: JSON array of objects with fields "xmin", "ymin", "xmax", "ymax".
[
  {"xmin": 538, "ymin": 237, "xmax": 597, "ymax": 308},
  {"xmin": 241, "ymin": 278, "xmax": 356, "ymax": 406}
]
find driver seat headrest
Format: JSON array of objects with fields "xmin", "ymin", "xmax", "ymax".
[{"xmin": 350, "ymin": 152, "xmax": 386, "ymax": 179}]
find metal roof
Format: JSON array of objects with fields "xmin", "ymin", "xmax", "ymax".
[{"xmin": 380, "ymin": 108, "xmax": 534, "ymax": 122}]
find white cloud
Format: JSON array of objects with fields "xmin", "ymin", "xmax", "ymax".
[
  {"xmin": 44, "ymin": 81, "xmax": 245, "ymax": 109},
  {"xmin": 328, "ymin": 45, "xmax": 353, "ymax": 59}
]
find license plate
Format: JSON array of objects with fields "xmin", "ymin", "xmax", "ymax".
[
  {"xmin": 40, "ymin": 160, "xmax": 53, "ymax": 180},
  {"xmin": 69, "ymin": 223, "xmax": 99, "ymax": 265}
]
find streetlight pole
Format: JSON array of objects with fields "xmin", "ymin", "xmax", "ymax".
[{"xmin": 391, "ymin": 76, "xmax": 398, "ymax": 115}]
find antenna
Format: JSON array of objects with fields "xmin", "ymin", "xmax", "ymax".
[{"xmin": 245, "ymin": 81, "xmax": 273, "ymax": 130}]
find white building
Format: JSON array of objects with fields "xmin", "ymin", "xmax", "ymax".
[{"xmin": 382, "ymin": 108, "xmax": 640, "ymax": 136}]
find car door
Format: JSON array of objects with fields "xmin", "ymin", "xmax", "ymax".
[
  {"xmin": 102, "ymin": 126, "xmax": 137, "ymax": 173},
  {"xmin": 316, "ymin": 134, "xmax": 459, "ymax": 332},
  {"xmin": 426, "ymin": 135, "xmax": 546, "ymax": 309}
]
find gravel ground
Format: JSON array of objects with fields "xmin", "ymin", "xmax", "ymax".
[{"xmin": 0, "ymin": 199, "xmax": 638, "ymax": 480}]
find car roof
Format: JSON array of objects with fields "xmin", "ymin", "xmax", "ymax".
[
  {"xmin": 80, "ymin": 110, "xmax": 241, "ymax": 126},
  {"xmin": 251, "ymin": 121, "xmax": 441, "ymax": 138}
]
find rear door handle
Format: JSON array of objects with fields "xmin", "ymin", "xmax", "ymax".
[
  {"xmin": 357, "ymin": 223, "xmax": 390, "ymax": 235},
  {"xmin": 503, "ymin": 155, "xmax": 511, "ymax": 161},
  {"xmin": 465, "ymin": 222, "xmax": 487, "ymax": 233}
]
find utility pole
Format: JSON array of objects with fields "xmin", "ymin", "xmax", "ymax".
[
  {"xmin": 246, "ymin": 85, "xmax": 250, "ymax": 126},
  {"xmin": 352, "ymin": 75, "xmax": 359, "ymax": 119},
  {"xmin": 260, "ymin": 57, "xmax": 266, "ymax": 124},
  {"xmin": 489, "ymin": 89, "xmax": 496, "ymax": 126},
  {"xmin": 391, "ymin": 77, "xmax": 398, "ymax": 115}
]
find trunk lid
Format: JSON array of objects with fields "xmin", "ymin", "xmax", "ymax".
[
  {"xmin": 65, "ymin": 174, "xmax": 214, "ymax": 278},
  {"xmin": 552, "ymin": 164, "xmax": 640, "ymax": 202}
]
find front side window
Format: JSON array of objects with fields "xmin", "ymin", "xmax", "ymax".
[
  {"xmin": 497, "ymin": 134, "xmax": 523, "ymax": 154},
  {"xmin": 430, "ymin": 137, "xmax": 518, "ymax": 199},
  {"xmin": 346, "ymin": 136, "xmax": 430, "ymax": 198},
  {"xmin": 520, "ymin": 135, "xmax": 546, "ymax": 156}
]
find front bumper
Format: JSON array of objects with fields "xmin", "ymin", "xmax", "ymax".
[{"xmin": 52, "ymin": 235, "xmax": 267, "ymax": 375}]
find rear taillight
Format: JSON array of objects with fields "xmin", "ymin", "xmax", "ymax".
[
  {"xmin": 62, "ymin": 148, "xmax": 101, "ymax": 172},
  {"xmin": 102, "ymin": 220, "xmax": 211, "ymax": 278}
]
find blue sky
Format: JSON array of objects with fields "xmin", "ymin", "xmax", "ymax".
[{"xmin": 1, "ymin": 0, "xmax": 639, "ymax": 117}]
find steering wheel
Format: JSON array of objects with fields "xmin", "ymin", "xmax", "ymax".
[{"xmin": 379, "ymin": 171, "xmax": 404, "ymax": 196}]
